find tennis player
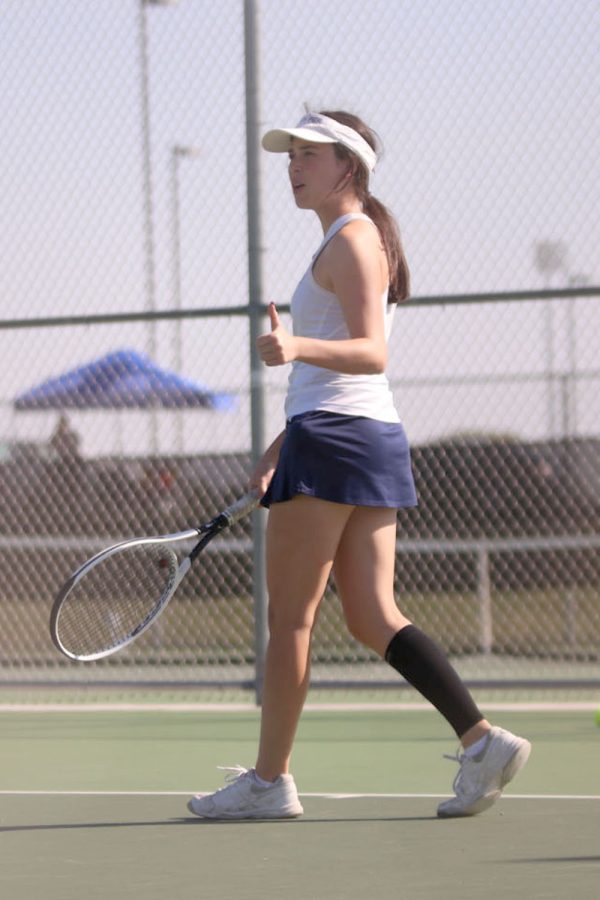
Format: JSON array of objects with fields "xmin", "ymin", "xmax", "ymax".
[{"xmin": 188, "ymin": 110, "xmax": 531, "ymax": 820}]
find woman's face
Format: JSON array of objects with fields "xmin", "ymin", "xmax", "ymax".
[{"xmin": 287, "ymin": 139, "xmax": 351, "ymax": 210}]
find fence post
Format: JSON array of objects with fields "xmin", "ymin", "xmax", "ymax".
[
  {"xmin": 244, "ymin": 0, "xmax": 269, "ymax": 705},
  {"xmin": 477, "ymin": 544, "xmax": 493, "ymax": 655}
]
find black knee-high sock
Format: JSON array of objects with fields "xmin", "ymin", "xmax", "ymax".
[{"xmin": 385, "ymin": 625, "xmax": 483, "ymax": 738}]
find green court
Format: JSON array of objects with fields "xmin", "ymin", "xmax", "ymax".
[{"xmin": 1, "ymin": 704, "xmax": 598, "ymax": 899}]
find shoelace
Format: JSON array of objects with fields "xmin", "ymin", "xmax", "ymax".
[
  {"xmin": 217, "ymin": 764, "xmax": 249, "ymax": 784},
  {"xmin": 443, "ymin": 749, "xmax": 468, "ymax": 795}
]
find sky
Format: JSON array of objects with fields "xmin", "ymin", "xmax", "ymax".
[{"xmin": 0, "ymin": 0, "xmax": 598, "ymax": 456}]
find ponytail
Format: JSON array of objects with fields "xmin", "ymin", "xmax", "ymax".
[
  {"xmin": 321, "ymin": 110, "xmax": 411, "ymax": 304},
  {"xmin": 362, "ymin": 193, "xmax": 410, "ymax": 304}
]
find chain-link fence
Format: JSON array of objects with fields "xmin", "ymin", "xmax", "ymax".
[{"xmin": 0, "ymin": 1, "xmax": 598, "ymax": 689}]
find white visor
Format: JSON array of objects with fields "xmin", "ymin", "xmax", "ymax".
[{"xmin": 262, "ymin": 113, "xmax": 377, "ymax": 173}]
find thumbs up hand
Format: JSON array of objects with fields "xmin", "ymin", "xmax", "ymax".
[{"xmin": 257, "ymin": 303, "xmax": 297, "ymax": 366}]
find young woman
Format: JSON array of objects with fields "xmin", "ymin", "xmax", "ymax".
[{"xmin": 188, "ymin": 110, "xmax": 531, "ymax": 820}]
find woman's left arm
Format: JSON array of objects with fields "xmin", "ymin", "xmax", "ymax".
[{"xmin": 257, "ymin": 222, "xmax": 388, "ymax": 374}]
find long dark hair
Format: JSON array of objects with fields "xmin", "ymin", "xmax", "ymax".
[{"xmin": 321, "ymin": 110, "xmax": 410, "ymax": 303}]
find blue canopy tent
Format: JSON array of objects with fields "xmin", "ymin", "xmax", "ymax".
[{"xmin": 13, "ymin": 349, "xmax": 236, "ymax": 411}]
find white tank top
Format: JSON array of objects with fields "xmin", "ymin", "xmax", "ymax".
[{"xmin": 284, "ymin": 213, "xmax": 400, "ymax": 423}]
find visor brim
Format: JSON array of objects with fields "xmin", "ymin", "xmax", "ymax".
[{"xmin": 261, "ymin": 127, "xmax": 337, "ymax": 152}]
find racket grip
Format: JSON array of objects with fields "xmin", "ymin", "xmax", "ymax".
[{"xmin": 222, "ymin": 488, "xmax": 261, "ymax": 525}]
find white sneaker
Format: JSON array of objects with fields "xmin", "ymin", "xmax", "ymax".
[
  {"xmin": 187, "ymin": 766, "xmax": 304, "ymax": 820},
  {"xmin": 437, "ymin": 726, "xmax": 531, "ymax": 818}
]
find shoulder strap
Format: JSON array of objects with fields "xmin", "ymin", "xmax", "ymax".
[{"xmin": 313, "ymin": 213, "xmax": 374, "ymax": 262}]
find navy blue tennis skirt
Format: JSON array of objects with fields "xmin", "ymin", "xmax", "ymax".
[{"xmin": 260, "ymin": 410, "xmax": 418, "ymax": 509}]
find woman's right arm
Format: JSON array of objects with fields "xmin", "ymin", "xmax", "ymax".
[{"xmin": 249, "ymin": 429, "xmax": 286, "ymax": 497}]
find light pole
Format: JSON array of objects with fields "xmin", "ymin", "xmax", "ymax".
[
  {"xmin": 534, "ymin": 241, "xmax": 568, "ymax": 438},
  {"xmin": 137, "ymin": 0, "xmax": 178, "ymax": 451},
  {"xmin": 170, "ymin": 144, "xmax": 200, "ymax": 455},
  {"xmin": 563, "ymin": 272, "xmax": 588, "ymax": 438},
  {"xmin": 171, "ymin": 145, "xmax": 201, "ymax": 374}
]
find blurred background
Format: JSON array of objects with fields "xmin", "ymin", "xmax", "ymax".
[{"xmin": 0, "ymin": 0, "xmax": 598, "ymax": 692}]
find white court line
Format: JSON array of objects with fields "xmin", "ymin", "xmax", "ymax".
[
  {"xmin": 0, "ymin": 702, "xmax": 597, "ymax": 713},
  {"xmin": 0, "ymin": 704, "xmax": 256, "ymax": 713},
  {"xmin": 0, "ymin": 789, "xmax": 598, "ymax": 801},
  {"xmin": 301, "ymin": 792, "xmax": 600, "ymax": 801}
]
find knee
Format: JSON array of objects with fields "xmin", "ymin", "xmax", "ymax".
[
  {"xmin": 343, "ymin": 611, "xmax": 375, "ymax": 650},
  {"xmin": 267, "ymin": 602, "xmax": 318, "ymax": 637},
  {"xmin": 342, "ymin": 603, "xmax": 409, "ymax": 656}
]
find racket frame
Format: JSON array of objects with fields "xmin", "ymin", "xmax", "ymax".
[{"xmin": 50, "ymin": 490, "xmax": 259, "ymax": 661}]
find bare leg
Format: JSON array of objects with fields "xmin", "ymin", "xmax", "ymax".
[
  {"xmin": 333, "ymin": 506, "xmax": 490, "ymax": 747},
  {"xmin": 255, "ymin": 495, "xmax": 354, "ymax": 781},
  {"xmin": 333, "ymin": 506, "xmax": 410, "ymax": 655},
  {"xmin": 460, "ymin": 721, "xmax": 491, "ymax": 748}
]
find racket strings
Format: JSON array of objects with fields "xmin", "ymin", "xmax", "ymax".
[{"xmin": 55, "ymin": 543, "xmax": 179, "ymax": 658}]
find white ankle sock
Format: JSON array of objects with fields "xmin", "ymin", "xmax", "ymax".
[
  {"xmin": 463, "ymin": 734, "xmax": 489, "ymax": 758},
  {"xmin": 252, "ymin": 771, "xmax": 276, "ymax": 787}
]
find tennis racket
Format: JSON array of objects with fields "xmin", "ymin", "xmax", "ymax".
[{"xmin": 50, "ymin": 489, "xmax": 260, "ymax": 661}]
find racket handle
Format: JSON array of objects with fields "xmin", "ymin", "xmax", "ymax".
[{"xmin": 221, "ymin": 488, "xmax": 261, "ymax": 525}]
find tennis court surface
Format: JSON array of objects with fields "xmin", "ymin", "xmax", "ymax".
[{"xmin": 1, "ymin": 703, "xmax": 598, "ymax": 899}]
